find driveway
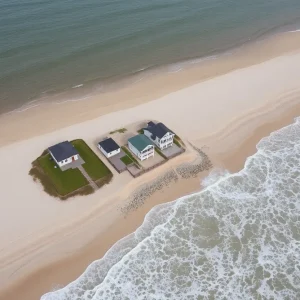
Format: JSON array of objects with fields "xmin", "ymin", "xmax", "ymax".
[
  {"xmin": 108, "ymin": 150, "xmax": 127, "ymax": 173},
  {"xmin": 162, "ymin": 144, "xmax": 183, "ymax": 159}
]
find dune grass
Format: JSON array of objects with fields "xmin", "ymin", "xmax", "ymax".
[
  {"xmin": 29, "ymin": 139, "xmax": 113, "ymax": 199},
  {"xmin": 29, "ymin": 153, "xmax": 91, "ymax": 199},
  {"xmin": 174, "ymin": 135, "xmax": 185, "ymax": 147},
  {"xmin": 121, "ymin": 146, "xmax": 141, "ymax": 168},
  {"xmin": 121, "ymin": 155, "xmax": 133, "ymax": 165},
  {"xmin": 109, "ymin": 128, "xmax": 127, "ymax": 134},
  {"xmin": 38, "ymin": 154, "xmax": 88, "ymax": 195}
]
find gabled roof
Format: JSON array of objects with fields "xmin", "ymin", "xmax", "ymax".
[
  {"xmin": 144, "ymin": 122, "xmax": 173, "ymax": 139},
  {"xmin": 48, "ymin": 141, "xmax": 78, "ymax": 162},
  {"xmin": 128, "ymin": 134, "xmax": 153, "ymax": 152},
  {"xmin": 99, "ymin": 138, "xmax": 120, "ymax": 153}
]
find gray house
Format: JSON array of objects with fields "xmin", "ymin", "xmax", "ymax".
[{"xmin": 143, "ymin": 122, "xmax": 175, "ymax": 150}]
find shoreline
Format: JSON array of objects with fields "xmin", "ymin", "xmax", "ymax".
[
  {"xmin": 2, "ymin": 24, "xmax": 300, "ymax": 117},
  {"xmin": 1, "ymin": 35, "xmax": 300, "ymax": 299},
  {"xmin": 1, "ymin": 151, "xmax": 207, "ymax": 300},
  {"xmin": 2, "ymin": 30, "xmax": 300, "ymax": 146},
  {"xmin": 2, "ymin": 92, "xmax": 300, "ymax": 300}
]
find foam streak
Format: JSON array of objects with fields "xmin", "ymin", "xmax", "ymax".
[{"xmin": 42, "ymin": 117, "xmax": 300, "ymax": 300}]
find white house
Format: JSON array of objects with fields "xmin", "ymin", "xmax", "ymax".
[
  {"xmin": 48, "ymin": 141, "xmax": 81, "ymax": 170},
  {"xmin": 143, "ymin": 121, "xmax": 175, "ymax": 150},
  {"xmin": 128, "ymin": 134, "xmax": 154, "ymax": 161},
  {"xmin": 98, "ymin": 138, "xmax": 121, "ymax": 158}
]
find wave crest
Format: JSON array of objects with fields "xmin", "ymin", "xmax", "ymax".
[{"xmin": 42, "ymin": 117, "xmax": 300, "ymax": 300}]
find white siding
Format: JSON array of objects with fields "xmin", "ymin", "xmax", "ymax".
[
  {"xmin": 128, "ymin": 142, "xmax": 154, "ymax": 161},
  {"xmin": 98, "ymin": 145, "xmax": 120, "ymax": 158},
  {"xmin": 49, "ymin": 153, "xmax": 79, "ymax": 167},
  {"xmin": 59, "ymin": 154, "xmax": 79, "ymax": 167},
  {"xmin": 144, "ymin": 130, "xmax": 175, "ymax": 150},
  {"xmin": 158, "ymin": 132, "xmax": 174, "ymax": 150},
  {"xmin": 128, "ymin": 142, "xmax": 140, "ymax": 158},
  {"xmin": 140, "ymin": 145, "xmax": 154, "ymax": 161}
]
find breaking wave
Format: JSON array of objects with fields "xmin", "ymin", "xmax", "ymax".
[{"xmin": 42, "ymin": 117, "xmax": 300, "ymax": 299}]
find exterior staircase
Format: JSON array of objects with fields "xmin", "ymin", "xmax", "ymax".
[{"xmin": 78, "ymin": 165, "xmax": 98, "ymax": 190}]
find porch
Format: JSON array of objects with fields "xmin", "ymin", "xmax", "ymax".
[{"xmin": 59, "ymin": 156, "xmax": 85, "ymax": 171}]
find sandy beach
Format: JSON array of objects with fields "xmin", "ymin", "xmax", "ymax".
[{"xmin": 1, "ymin": 32, "xmax": 300, "ymax": 299}]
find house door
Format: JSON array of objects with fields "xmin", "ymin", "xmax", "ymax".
[{"xmin": 72, "ymin": 156, "xmax": 75, "ymax": 162}]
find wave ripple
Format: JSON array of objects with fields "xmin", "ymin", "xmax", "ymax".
[{"xmin": 42, "ymin": 118, "xmax": 300, "ymax": 300}]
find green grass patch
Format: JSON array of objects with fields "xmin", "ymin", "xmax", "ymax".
[
  {"xmin": 95, "ymin": 173, "xmax": 113, "ymax": 188},
  {"xmin": 35, "ymin": 154, "xmax": 89, "ymax": 197},
  {"xmin": 121, "ymin": 146, "xmax": 141, "ymax": 168},
  {"xmin": 109, "ymin": 128, "xmax": 127, "ymax": 134},
  {"xmin": 173, "ymin": 138, "xmax": 181, "ymax": 148},
  {"xmin": 174, "ymin": 135, "xmax": 185, "ymax": 147},
  {"xmin": 72, "ymin": 139, "xmax": 112, "ymax": 181},
  {"xmin": 29, "ymin": 139, "xmax": 113, "ymax": 199},
  {"xmin": 121, "ymin": 155, "xmax": 133, "ymax": 165},
  {"xmin": 155, "ymin": 147, "xmax": 167, "ymax": 159},
  {"xmin": 137, "ymin": 129, "xmax": 144, "ymax": 134}
]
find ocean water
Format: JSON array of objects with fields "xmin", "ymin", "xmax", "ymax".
[
  {"xmin": 41, "ymin": 118, "xmax": 300, "ymax": 299},
  {"xmin": 1, "ymin": 0, "xmax": 300, "ymax": 113}
]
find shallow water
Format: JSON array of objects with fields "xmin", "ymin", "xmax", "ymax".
[
  {"xmin": 1, "ymin": 0, "xmax": 300, "ymax": 113},
  {"xmin": 41, "ymin": 118, "xmax": 300, "ymax": 299}
]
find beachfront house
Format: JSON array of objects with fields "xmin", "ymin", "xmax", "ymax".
[
  {"xmin": 128, "ymin": 134, "xmax": 154, "ymax": 161},
  {"xmin": 98, "ymin": 137, "xmax": 121, "ymax": 158},
  {"xmin": 143, "ymin": 121, "xmax": 175, "ymax": 150},
  {"xmin": 48, "ymin": 141, "xmax": 83, "ymax": 171}
]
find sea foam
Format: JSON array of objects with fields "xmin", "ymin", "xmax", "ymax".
[{"xmin": 42, "ymin": 118, "xmax": 300, "ymax": 300}]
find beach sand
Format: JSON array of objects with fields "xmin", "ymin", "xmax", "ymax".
[
  {"xmin": 1, "ymin": 32, "xmax": 300, "ymax": 299},
  {"xmin": 2, "ymin": 30, "xmax": 300, "ymax": 147}
]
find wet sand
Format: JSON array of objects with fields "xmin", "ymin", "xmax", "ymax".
[{"xmin": 1, "ymin": 30, "xmax": 300, "ymax": 147}]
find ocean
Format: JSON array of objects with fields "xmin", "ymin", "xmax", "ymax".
[
  {"xmin": 41, "ymin": 118, "xmax": 300, "ymax": 299},
  {"xmin": 1, "ymin": 0, "xmax": 300, "ymax": 113},
  {"xmin": 2, "ymin": 1, "xmax": 300, "ymax": 299}
]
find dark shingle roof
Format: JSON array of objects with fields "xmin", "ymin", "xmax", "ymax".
[
  {"xmin": 128, "ymin": 134, "xmax": 153, "ymax": 152},
  {"xmin": 144, "ymin": 122, "xmax": 173, "ymax": 139},
  {"xmin": 99, "ymin": 138, "xmax": 120, "ymax": 153},
  {"xmin": 48, "ymin": 141, "xmax": 78, "ymax": 162}
]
